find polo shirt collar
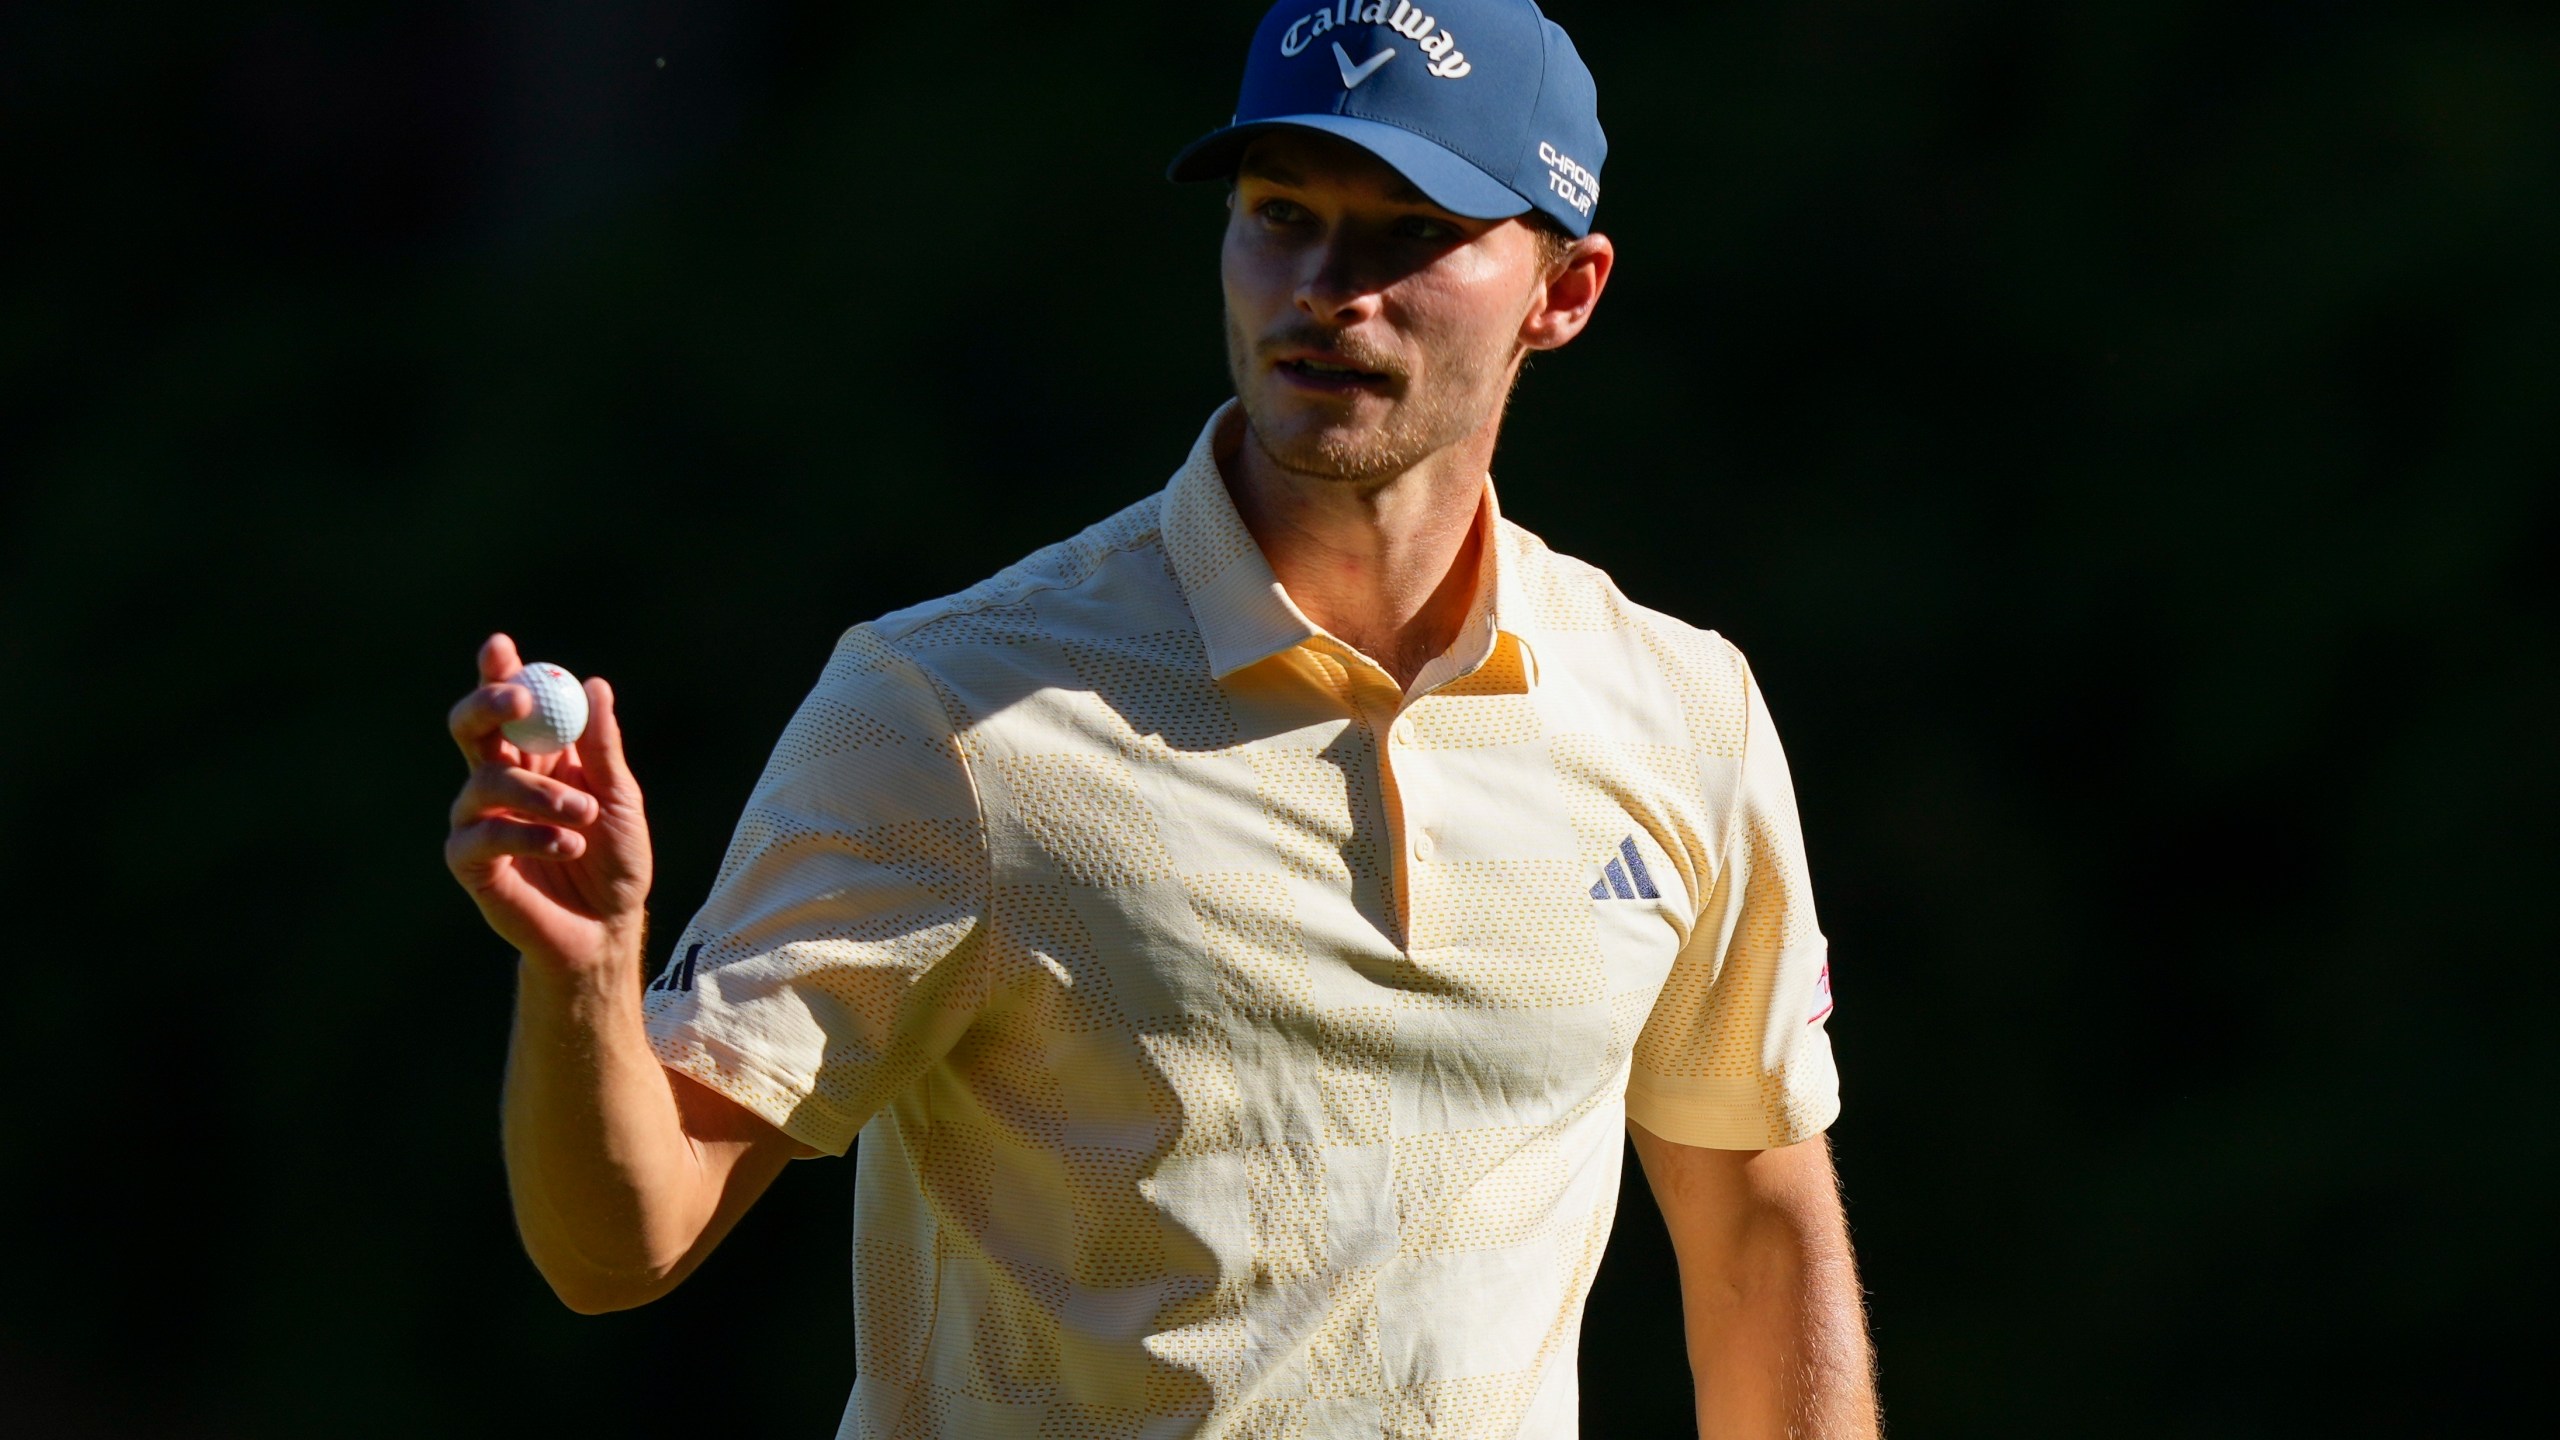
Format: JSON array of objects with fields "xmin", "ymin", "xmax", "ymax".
[{"xmin": 1161, "ymin": 403, "xmax": 1542, "ymax": 689}]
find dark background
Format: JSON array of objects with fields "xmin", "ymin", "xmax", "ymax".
[{"xmin": 5, "ymin": 1, "xmax": 2552, "ymax": 1435}]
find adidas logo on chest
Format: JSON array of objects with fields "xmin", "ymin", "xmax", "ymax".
[{"xmin": 1589, "ymin": 836, "xmax": 1660, "ymax": 901}]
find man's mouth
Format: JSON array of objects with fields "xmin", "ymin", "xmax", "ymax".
[{"xmin": 1275, "ymin": 355, "xmax": 1394, "ymax": 392}]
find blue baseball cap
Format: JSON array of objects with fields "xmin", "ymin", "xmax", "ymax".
[{"xmin": 1167, "ymin": 0, "xmax": 1607, "ymax": 237}]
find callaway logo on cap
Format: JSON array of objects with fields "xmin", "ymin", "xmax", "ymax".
[{"xmin": 1167, "ymin": 0, "xmax": 1608, "ymax": 237}]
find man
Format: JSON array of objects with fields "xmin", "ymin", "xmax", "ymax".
[{"xmin": 444, "ymin": 1, "xmax": 1878, "ymax": 1435}]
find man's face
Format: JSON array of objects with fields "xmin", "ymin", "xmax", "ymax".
[{"xmin": 1222, "ymin": 130, "xmax": 1555, "ymax": 484}]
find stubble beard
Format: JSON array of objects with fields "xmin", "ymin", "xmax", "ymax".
[{"xmin": 1225, "ymin": 304, "xmax": 1519, "ymax": 485}]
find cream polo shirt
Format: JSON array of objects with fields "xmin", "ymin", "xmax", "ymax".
[{"xmin": 643, "ymin": 405, "xmax": 1839, "ymax": 1440}]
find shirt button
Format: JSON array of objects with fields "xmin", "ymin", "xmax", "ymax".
[
  {"xmin": 1412, "ymin": 831, "xmax": 1435, "ymax": 862},
  {"xmin": 1393, "ymin": 716, "xmax": 1417, "ymax": 746}
]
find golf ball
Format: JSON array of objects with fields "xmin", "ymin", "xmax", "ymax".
[{"xmin": 502, "ymin": 662, "xmax": 590, "ymax": 755}]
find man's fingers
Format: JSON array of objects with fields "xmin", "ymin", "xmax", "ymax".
[
  {"xmin": 451, "ymin": 765, "xmax": 600, "ymax": 830},
  {"xmin": 573, "ymin": 677, "xmax": 639, "ymax": 796},
  {"xmin": 445, "ymin": 816, "xmax": 587, "ymax": 875},
  {"xmin": 478, "ymin": 633, "xmax": 525, "ymax": 685},
  {"xmin": 448, "ymin": 682, "xmax": 533, "ymax": 763}
]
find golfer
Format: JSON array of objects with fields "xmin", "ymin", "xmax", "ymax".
[{"xmin": 445, "ymin": 2, "xmax": 1879, "ymax": 1434}]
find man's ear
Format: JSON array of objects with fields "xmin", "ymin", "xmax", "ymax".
[{"xmin": 1522, "ymin": 232, "xmax": 1615, "ymax": 353}]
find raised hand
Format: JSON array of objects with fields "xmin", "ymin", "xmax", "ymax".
[{"xmin": 445, "ymin": 633, "xmax": 653, "ymax": 975}]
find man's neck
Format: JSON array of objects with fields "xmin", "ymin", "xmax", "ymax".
[{"xmin": 1220, "ymin": 414, "xmax": 1495, "ymax": 692}]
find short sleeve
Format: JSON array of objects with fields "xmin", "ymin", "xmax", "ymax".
[
  {"xmin": 644, "ymin": 627, "xmax": 993, "ymax": 1157},
  {"xmin": 1625, "ymin": 663, "xmax": 1840, "ymax": 1149}
]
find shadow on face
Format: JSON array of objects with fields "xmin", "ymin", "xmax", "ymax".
[{"xmin": 1227, "ymin": 129, "xmax": 1532, "ymax": 292}]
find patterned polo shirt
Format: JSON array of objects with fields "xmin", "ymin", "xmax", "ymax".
[{"xmin": 643, "ymin": 404, "xmax": 1839, "ymax": 1440}]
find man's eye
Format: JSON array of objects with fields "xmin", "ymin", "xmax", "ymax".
[
  {"xmin": 1398, "ymin": 216, "xmax": 1455, "ymax": 241},
  {"xmin": 1259, "ymin": 199, "xmax": 1310, "ymax": 224}
]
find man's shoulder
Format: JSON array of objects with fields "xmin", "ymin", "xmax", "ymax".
[
  {"xmin": 867, "ymin": 490, "xmax": 1174, "ymax": 649},
  {"xmin": 1502, "ymin": 519, "xmax": 1751, "ymax": 694},
  {"xmin": 806, "ymin": 488, "xmax": 1188, "ymax": 728}
]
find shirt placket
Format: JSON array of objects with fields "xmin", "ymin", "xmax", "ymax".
[{"xmin": 1312, "ymin": 639, "xmax": 1431, "ymax": 950}]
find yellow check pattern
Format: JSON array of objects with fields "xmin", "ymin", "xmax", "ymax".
[{"xmin": 645, "ymin": 405, "xmax": 1838, "ymax": 1439}]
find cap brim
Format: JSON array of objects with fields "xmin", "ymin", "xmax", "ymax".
[{"xmin": 1166, "ymin": 114, "xmax": 1531, "ymax": 222}]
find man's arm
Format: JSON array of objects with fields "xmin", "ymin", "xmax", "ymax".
[
  {"xmin": 501, "ymin": 949, "xmax": 811, "ymax": 1313},
  {"xmin": 1628, "ymin": 1122, "xmax": 1881, "ymax": 1439},
  {"xmin": 446, "ymin": 632, "xmax": 807, "ymax": 1314}
]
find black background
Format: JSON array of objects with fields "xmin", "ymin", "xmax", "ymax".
[{"xmin": 4, "ymin": 2, "xmax": 2552, "ymax": 1435}]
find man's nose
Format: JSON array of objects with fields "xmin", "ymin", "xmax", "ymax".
[{"xmin": 1295, "ymin": 240, "xmax": 1384, "ymax": 325}]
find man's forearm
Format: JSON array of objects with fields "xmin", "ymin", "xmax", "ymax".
[{"xmin": 501, "ymin": 940, "xmax": 714, "ymax": 1312}]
